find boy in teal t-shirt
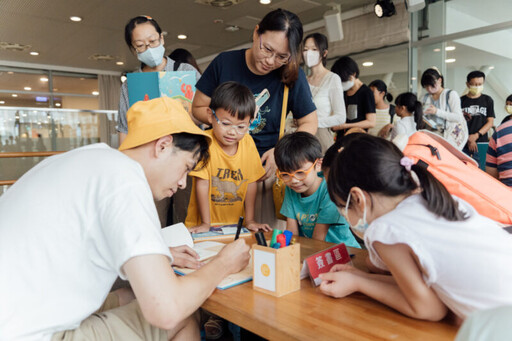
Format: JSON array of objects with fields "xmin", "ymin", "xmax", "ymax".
[{"xmin": 274, "ymin": 132, "xmax": 360, "ymax": 248}]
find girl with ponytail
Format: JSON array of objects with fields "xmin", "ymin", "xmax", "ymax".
[
  {"xmin": 320, "ymin": 133, "xmax": 512, "ymax": 322},
  {"xmin": 390, "ymin": 92, "xmax": 424, "ymax": 140}
]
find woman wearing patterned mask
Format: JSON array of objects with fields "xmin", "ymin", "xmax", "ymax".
[
  {"xmin": 303, "ymin": 33, "xmax": 345, "ymax": 153},
  {"xmin": 117, "ymin": 15, "xmax": 201, "ymax": 143}
]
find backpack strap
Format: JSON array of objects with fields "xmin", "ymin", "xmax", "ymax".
[{"xmin": 445, "ymin": 89, "xmax": 452, "ymax": 113}]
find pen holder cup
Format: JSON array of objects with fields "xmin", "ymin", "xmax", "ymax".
[{"xmin": 252, "ymin": 243, "xmax": 301, "ymax": 297}]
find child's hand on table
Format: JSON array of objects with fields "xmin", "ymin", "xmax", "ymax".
[
  {"xmin": 318, "ymin": 264, "xmax": 363, "ymax": 298},
  {"xmin": 246, "ymin": 221, "xmax": 272, "ymax": 232},
  {"xmin": 189, "ymin": 223, "xmax": 211, "ymax": 233}
]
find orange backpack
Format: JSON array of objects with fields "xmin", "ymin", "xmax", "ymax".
[{"xmin": 403, "ymin": 131, "xmax": 512, "ymax": 225}]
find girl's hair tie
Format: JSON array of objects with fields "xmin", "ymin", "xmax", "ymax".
[{"xmin": 400, "ymin": 156, "xmax": 414, "ymax": 172}]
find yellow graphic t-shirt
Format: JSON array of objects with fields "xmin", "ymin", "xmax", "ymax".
[{"xmin": 185, "ymin": 130, "xmax": 265, "ymax": 227}]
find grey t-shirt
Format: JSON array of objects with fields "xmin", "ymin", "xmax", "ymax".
[{"xmin": 117, "ymin": 56, "xmax": 201, "ymax": 133}]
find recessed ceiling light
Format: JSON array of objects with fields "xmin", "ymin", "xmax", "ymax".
[
  {"xmin": 70, "ymin": 16, "xmax": 82, "ymax": 22},
  {"xmin": 445, "ymin": 58, "xmax": 456, "ymax": 63},
  {"xmin": 433, "ymin": 48, "xmax": 441, "ymax": 52},
  {"xmin": 7, "ymin": 71, "xmax": 14, "ymax": 75},
  {"xmin": 30, "ymin": 51, "xmax": 39, "ymax": 56},
  {"xmin": 80, "ymin": 78, "xmax": 85, "ymax": 80},
  {"xmin": 225, "ymin": 25, "xmax": 240, "ymax": 32},
  {"xmin": 55, "ymin": 103, "xmax": 62, "ymax": 107},
  {"xmin": 489, "ymin": 66, "xmax": 495, "ymax": 70},
  {"xmin": 260, "ymin": 0, "xmax": 271, "ymax": 4},
  {"xmin": 92, "ymin": 91, "xmax": 99, "ymax": 96},
  {"xmin": 24, "ymin": 87, "xmax": 32, "ymax": 91},
  {"xmin": 445, "ymin": 46, "xmax": 456, "ymax": 51},
  {"xmin": 40, "ymin": 77, "xmax": 49, "ymax": 82},
  {"xmin": 53, "ymin": 88, "xmax": 58, "ymax": 91},
  {"xmin": 0, "ymin": 101, "xmax": 5, "ymax": 104},
  {"xmin": 12, "ymin": 94, "xmax": 18, "ymax": 97},
  {"xmin": 362, "ymin": 61, "xmax": 374, "ymax": 67},
  {"xmin": 116, "ymin": 61, "xmax": 124, "ymax": 65},
  {"xmin": 177, "ymin": 34, "xmax": 187, "ymax": 40},
  {"xmin": 411, "ymin": 77, "xmax": 417, "ymax": 80}
]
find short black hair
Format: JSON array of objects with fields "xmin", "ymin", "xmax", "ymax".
[
  {"xmin": 209, "ymin": 81, "xmax": 255, "ymax": 120},
  {"xmin": 466, "ymin": 70, "xmax": 486, "ymax": 83},
  {"xmin": 421, "ymin": 68, "xmax": 443, "ymax": 88},
  {"xmin": 124, "ymin": 16, "xmax": 162, "ymax": 51},
  {"xmin": 274, "ymin": 132, "xmax": 322, "ymax": 172},
  {"xmin": 172, "ymin": 132, "xmax": 210, "ymax": 170},
  {"xmin": 331, "ymin": 56, "xmax": 359, "ymax": 81},
  {"xmin": 507, "ymin": 94, "xmax": 512, "ymax": 102}
]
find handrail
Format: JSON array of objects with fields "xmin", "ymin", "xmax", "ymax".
[
  {"xmin": 0, "ymin": 151, "xmax": 64, "ymax": 158},
  {"xmin": 0, "ymin": 151, "xmax": 65, "ymax": 187}
]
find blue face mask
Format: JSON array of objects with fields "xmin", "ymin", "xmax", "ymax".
[
  {"xmin": 338, "ymin": 190, "xmax": 369, "ymax": 240},
  {"xmin": 137, "ymin": 43, "xmax": 165, "ymax": 68}
]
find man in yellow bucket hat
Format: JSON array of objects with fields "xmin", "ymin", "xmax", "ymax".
[{"xmin": 0, "ymin": 97, "xmax": 250, "ymax": 341}]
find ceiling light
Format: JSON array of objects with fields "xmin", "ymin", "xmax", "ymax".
[
  {"xmin": 12, "ymin": 94, "xmax": 18, "ymax": 97},
  {"xmin": 30, "ymin": 51, "xmax": 39, "ymax": 56},
  {"xmin": 55, "ymin": 103, "xmax": 62, "ymax": 107},
  {"xmin": 7, "ymin": 71, "xmax": 14, "ymax": 75},
  {"xmin": 362, "ymin": 61, "xmax": 374, "ymax": 67},
  {"xmin": 374, "ymin": 0, "xmax": 396, "ymax": 18},
  {"xmin": 445, "ymin": 46, "xmax": 456, "ymax": 51},
  {"xmin": 70, "ymin": 16, "xmax": 82, "ymax": 22},
  {"xmin": 433, "ymin": 48, "xmax": 441, "ymax": 52},
  {"xmin": 260, "ymin": 0, "xmax": 271, "ymax": 4},
  {"xmin": 489, "ymin": 66, "xmax": 495, "ymax": 70},
  {"xmin": 445, "ymin": 58, "xmax": 456, "ymax": 63},
  {"xmin": 0, "ymin": 101, "xmax": 5, "ymax": 104},
  {"xmin": 225, "ymin": 25, "xmax": 240, "ymax": 32},
  {"xmin": 24, "ymin": 87, "xmax": 32, "ymax": 91},
  {"xmin": 177, "ymin": 34, "xmax": 187, "ymax": 40},
  {"xmin": 116, "ymin": 61, "xmax": 124, "ymax": 65},
  {"xmin": 411, "ymin": 77, "xmax": 417, "ymax": 80},
  {"xmin": 40, "ymin": 77, "xmax": 48, "ymax": 82},
  {"xmin": 92, "ymin": 91, "xmax": 99, "ymax": 96}
]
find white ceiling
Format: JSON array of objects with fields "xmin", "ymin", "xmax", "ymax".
[{"xmin": 0, "ymin": 0, "xmax": 375, "ymax": 74}]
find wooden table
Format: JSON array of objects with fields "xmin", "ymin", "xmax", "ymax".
[{"xmin": 202, "ymin": 235, "xmax": 459, "ymax": 341}]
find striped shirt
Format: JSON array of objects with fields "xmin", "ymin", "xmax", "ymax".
[{"xmin": 486, "ymin": 119, "xmax": 512, "ymax": 186}]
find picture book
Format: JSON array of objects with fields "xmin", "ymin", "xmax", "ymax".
[
  {"xmin": 161, "ymin": 222, "xmax": 221, "ymax": 261},
  {"xmin": 162, "ymin": 223, "xmax": 253, "ymax": 289},
  {"xmin": 192, "ymin": 224, "xmax": 252, "ymax": 242},
  {"xmin": 300, "ymin": 243, "xmax": 352, "ymax": 286},
  {"xmin": 127, "ymin": 71, "xmax": 196, "ymax": 112}
]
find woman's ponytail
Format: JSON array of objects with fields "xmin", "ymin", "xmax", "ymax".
[{"xmin": 414, "ymin": 100, "xmax": 424, "ymax": 130}]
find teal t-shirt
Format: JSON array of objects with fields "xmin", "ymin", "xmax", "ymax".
[{"xmin": 280, "ymin": 177, "xmax": 360, "ymax": 248}]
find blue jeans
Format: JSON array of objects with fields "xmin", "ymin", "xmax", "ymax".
[{"xmin": 463, "ymin": 145, "xmax": 480, "ymax": 164}]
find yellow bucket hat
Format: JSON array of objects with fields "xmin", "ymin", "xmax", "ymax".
[{"xmin": 119, "ymin": 97, "xmax": 210, "ymax": 151}]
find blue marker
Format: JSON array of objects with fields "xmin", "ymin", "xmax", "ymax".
[{"xmin": 283, "ymin": 230, "xmax": 293, "ymax": 246}]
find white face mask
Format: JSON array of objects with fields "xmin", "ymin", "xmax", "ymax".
[
  {"xmin": 342, "ymin": 79, "xmax": 354, "ymax": 91},
  {"xmin": 303, "ymin": 50, "xmax": 321, "ymax": 68},
  {"xmin": 506, "ymin": 105, "xmax": 512, "ymax": 115},
  {"xmin": 338, "ymin": 191, "xmax": 369, "ymax": 240},
  {"xmin": 137, "ymin": 43, "xmax": 165, "ymax": 68}
]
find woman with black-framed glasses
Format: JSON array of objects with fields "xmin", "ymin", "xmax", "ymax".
[
  {"xmin": 117, "ymin": 15, "xmax": 201, "ymax": 143},
  {"xmin": 192, "ymin": 9, "xmax": 318, "ymax": 228}
]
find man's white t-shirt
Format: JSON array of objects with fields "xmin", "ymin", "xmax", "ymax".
[
  {"xmin": 0, "ymin": 144, "xmax": 172, "ymax": 341},
  {"xmin": 364, "ymin": 194, "xmax": 512, "ymax": 319}
]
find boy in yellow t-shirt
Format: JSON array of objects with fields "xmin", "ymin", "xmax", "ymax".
[{"xmin": 185, "ymin": 81, "xmax": 271, "ymax": 232}]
